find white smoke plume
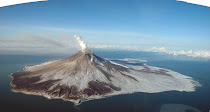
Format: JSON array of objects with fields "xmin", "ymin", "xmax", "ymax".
[{"xmin": 74, "ymin": 35, "xmax": 87, "ymax": 51}]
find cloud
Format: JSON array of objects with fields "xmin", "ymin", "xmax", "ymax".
[
  {"xmin": 145, "ymin": 47, "xmax": 167, "ymax": 52},
  {"xmin": 22, "ymin": 33, "xmax": 66, "ymax": 47},
  {"xmin": 0, "ymin": 32, "xmax": 80, "ymax": 55},
  {"xmin": 146, "ymin": 47, "xmax": 210, "ymax": 59},
  {"xmin": 89, "ymin": 45, "xmax": 119, "ymax": 49},
  {"xmin": 115, "ymin": 58, "xmax": 147, "ymax": 63},
  {"xmin": 1, "ymin": 26, "xmax": 209, "ymax": 59},
  {"xmin": 1, "ymin": 31, "xmax": 210, "ymax": 59},
  {"xmin": 39, "ymin": 26, "xmax": 176, "ymax": 50},
  {"xmin": 0, "ymin": 33, "xmax": 65, "ymax": 47}
]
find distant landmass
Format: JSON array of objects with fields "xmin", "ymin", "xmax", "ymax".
[{"xmin": 9, "ymin": 36, "xmax": 200, "ymax": 105}]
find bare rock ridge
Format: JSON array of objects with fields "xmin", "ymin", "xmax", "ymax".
[{"xmin": 10, "ymin": 48, "xmax": 200, "ymax": 104}]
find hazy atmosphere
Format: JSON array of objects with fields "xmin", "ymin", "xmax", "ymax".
[{"xmin": 0, "ymin": 0, "xmax": 210, "ymax": 58}]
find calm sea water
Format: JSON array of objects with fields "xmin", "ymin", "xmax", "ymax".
[{"xmin": 0, "ymin": 50, "xmax": 210, "ymax": 112}]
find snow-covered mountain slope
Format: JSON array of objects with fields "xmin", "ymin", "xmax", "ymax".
[{"xmin": 10, "ymin": 49, "xmax": 200, "ymax": 104}]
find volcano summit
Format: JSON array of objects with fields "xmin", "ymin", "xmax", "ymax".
[{"xmin": 10, "ymin": 36, "xmax": 200, "ymax": 104}]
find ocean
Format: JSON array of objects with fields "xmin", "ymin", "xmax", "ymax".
[{"xmin": 0, "ymin": 50, "xmax": 210, "ymax": 112}]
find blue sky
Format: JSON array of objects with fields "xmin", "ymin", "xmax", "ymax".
[{"xmin": 0, "ymin": 0, "xmax": 210, "ymax": 55}]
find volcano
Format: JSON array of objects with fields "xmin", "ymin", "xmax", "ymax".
[{"xmin": 10, "ymin": 36, "xmax": 200, "ymax": 104}]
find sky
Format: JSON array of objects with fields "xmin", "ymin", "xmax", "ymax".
[{"xmin": 0, "ymin": 0, "xmax": 210, "ymax": 57}]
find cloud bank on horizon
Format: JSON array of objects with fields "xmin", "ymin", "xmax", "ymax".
[
  {"xmin": 0, "ymin": 30, "xmax": 210, "ymax": 59},
  {"xmin": 146, "ymin": 47, "xmax": 210, "ymax": 59}
]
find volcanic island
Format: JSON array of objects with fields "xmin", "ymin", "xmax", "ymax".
[{"xmin": 9, "ymin": 36, "xmax": 200, "ymax": 105}]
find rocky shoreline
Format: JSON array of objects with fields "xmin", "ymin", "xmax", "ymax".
[{"xmin": 9, "ymin": 50, "xmax": 200, "ymax": 105}]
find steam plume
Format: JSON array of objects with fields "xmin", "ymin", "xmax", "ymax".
[{"xmin": 74, "ymin": 35, "xmax": 87, "ymax": 51}]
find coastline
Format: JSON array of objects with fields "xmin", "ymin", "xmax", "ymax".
[
  {"xmin": 9, "ymin": 72, "xmax": 80, "ymax": 105},
  {"xmin": 8, "ymin": 61, "xmax": 201, "ymax": 105}
]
